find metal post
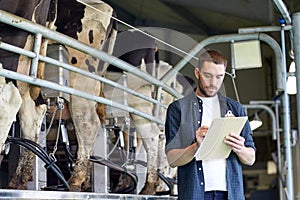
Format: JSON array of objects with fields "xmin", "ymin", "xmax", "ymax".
[
  {"xmin": 243, "ymin": 103, "xmax": 277, "ymax": 140},
  {"xmin": 93, "ymin": 126, "xmax": 108, "ymax": 193},
  {"xmin": 28, "ymin": 116, "xmax": 47, "ymax": 190},
  {"xmin": 30, "ymin": 33, "xmax": 42, "ymax": 77},
  {"xmin": 293, "ymin": 12, "xmax": 300, "ymax": 200},
  {"xmin": 275, "ymin": 101, "xmax": 284, "ymax": 200},
  {"xmin": 280, "ymin": 23, "xmax": 294, "ymax": 200}
]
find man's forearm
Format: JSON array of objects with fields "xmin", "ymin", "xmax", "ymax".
[
  {"xmin": 236, "ymin": 147, "xmax": 256, "ymax": 166},
  {"xmin": 166, "ymin": 142, "xmax": 199, "ymax": 167}
]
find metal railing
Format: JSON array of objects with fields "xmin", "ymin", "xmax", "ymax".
[{"xmin": 0, "ymin": 9, "xmax": 182, "ymax": 125}]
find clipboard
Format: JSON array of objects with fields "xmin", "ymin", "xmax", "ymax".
[{"xmin": 194, "ymin": 116, "xmax": 248, "ymax": 161}]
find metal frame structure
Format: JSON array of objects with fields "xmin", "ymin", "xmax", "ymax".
[
  {"xmin": 165, "ymin": 31, "xmax": 293, "ymax": 200},
  {"xmin": 0, "ymin": 3, "xmax": 298, "ymax": 199}
]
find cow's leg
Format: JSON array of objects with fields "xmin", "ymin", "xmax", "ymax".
[
  {"xmin": 156, "ymin": 133, "xmax": 169, "ymax": 192},
  {"xmin": 81, "ymin": 160, "xmax": 93, "ymax": 191},
  {"xmin": 155, "ymin": 91, "xmax": 178, "ymax": 194},
  {"xmin": 129, "ymin": 84, "xmax": 160, "ymax": 195},
  {"xmin": 68, "ymin": 96, "xmax": 101, "ymax": 191},
  {"xmin": 156, "ymin": 132, "xmax": 178, "ymax": 194},
  {"xmin": 68, "ymin": 73, "xmax": 102, "ymax": 191},
  {"xmin": 7, "ymin": 89, "xmax": 46, "ymax": 189},
  {"xmin": 138, "ymin": 130, "xmax": 159, "ymax": 195},
  {"xmin": 6, "ymin": 39, "xmax": 46, "ymax": 189}
]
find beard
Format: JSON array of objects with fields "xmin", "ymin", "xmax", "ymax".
[{"xmin": 198, "ymin": 78, "xmax": 218, "ymax": 97}]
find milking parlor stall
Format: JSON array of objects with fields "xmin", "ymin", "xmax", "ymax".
[{"xmin": 1, "ymin": 0, "xmax": 300, "ymax": 199}]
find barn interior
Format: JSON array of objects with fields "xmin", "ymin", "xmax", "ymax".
[
  {"xmin": 101, "ymin": 0, "xmax": 300, "ymax": 199},
  {"xmin": 0, "ymin": 0, "xmax": 300, "ymax": 200}
]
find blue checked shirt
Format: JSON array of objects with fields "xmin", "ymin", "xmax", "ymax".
[{"xmin": 165, "ymin": 93, "xmax": 256, "ymax": 200}]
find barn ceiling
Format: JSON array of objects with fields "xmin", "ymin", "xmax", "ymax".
[{"xmin": 102, "ymin": 0, "xmax": 300, "ymax": 36}]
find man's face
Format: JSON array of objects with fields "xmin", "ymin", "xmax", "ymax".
[{"xmin": 194, "ymin": 61, "xmax": 225, "ymax": 97}]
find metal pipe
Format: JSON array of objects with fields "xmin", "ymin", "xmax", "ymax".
[
  {"xmin": 0, "ymin": 68, "xmax": 164, "ymax": 125},
  {"xmin": 153, "ymin": 86, "xmax": 163, "ymax": 118},
  {"xmin": 272, "ymin": 0, "xmax": 292, "ymax": 25},
  {"xmin": 0, "ymin": 39, "xmax": 36, "ymax": 58},
  {"xmin": 238, "ymin": 25, "xmax": 292, "ymax": 34},
  {"xmin": 242, "ymin": 104, "xmax": 277, "ymax": 140},
  {"xmin": 274, "ymin": 100, "xmax": 284, "ymax": 200},
  {"xmin": 293, "ymin": 12, "xmax": 300, "ymax": 145},
  {"xmin": 0, "ymin": 188, "xmax": 178, "ymax": 199},
  {"xmin": 293, "ymin": 12, "xmax": 300, "ymax": 200},
  {"xmin": 162, "ymin": 33, "xmax": 284, "ymax": 92},
  {"xmin": 31, "ymin": 33, "xmax": 42, "ymax": 77},
  {"xmin": 0, "ymin": 41, "xmax": 167, "ymax": 109},
  {"xmin": 280, "ymin": 24, "xmax": 294, "ymax": 200},
  {"xmin": 0, "ymin": 9, "xmax": 182, "ymax": 99}
]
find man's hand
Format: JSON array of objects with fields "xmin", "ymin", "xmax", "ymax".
[
  {"xmin": 224, "ymin": 132, "xmax": 245, "ymax": 153},
  {"xmin": 167, "ymin": 126, "xmax": 209, "ymax": 167},
  {"xmin": 224, "ymin": 133, "xmax": 255, "ymax": 165},
  {"xmin": 196, "ymin": 125, "xmax": 209, "ymax": 146}
]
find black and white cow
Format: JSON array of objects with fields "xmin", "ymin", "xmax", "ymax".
[
  {"xmin": 105, "ymin": 30, "xmax": 180, "ymax": 195},
  {"xmin": 0, "ymin": 0, "xmax": 117, "ymax": 191},
  {"xmin": 54, "ymin": 0, "xmax": 117, "ymax": 191}
]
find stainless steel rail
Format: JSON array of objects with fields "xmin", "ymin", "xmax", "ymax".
[{"xmin": 0, "ymin": 9, "xmax": 182, "ymax": 125}]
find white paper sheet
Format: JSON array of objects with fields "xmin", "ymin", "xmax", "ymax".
[{"xmin": 194, "ymin": 116, "xmax": 248, "ymax": 160}]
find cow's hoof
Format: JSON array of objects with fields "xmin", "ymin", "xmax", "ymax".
[
  {"xmin": 69, "ymin": 184, "xmax": 82, "ymax": 192},
  {"xmin": 139, "ymin": 182, "xmax": 156, "ymax": 195}
]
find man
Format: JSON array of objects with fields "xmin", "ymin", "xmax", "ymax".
[{"xmin": 165, "ymin": 49, "xmax": 256, "ymax": 200}]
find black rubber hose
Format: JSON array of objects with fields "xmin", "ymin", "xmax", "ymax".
[
  {"xmin": 6, "ymin": 137, "xmax": 69, "ymax": 189},
  {"xmin": 11, "ymin": 137, "xmax": 49, "ymax": 159},
  {"xmin": 90, "ymin": 155, "xmax": 138, "ymax": 193},
  {"xmin": 6, "ymin": 137, "xmax": 62, "ymax": 174}
]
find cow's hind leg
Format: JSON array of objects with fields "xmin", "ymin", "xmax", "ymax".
[
  {"xmin": 68, "ymin": 72, "xmax": 102, "ymax": 191},
  {"xmin": 129, "ymin": 84, "xmax": 160, "ymax": 195},
  {"xmin": 68, "ymin": 96, "xmax": 102, "ymax": 191},
  {"xmin": 7, "ymin": 90, "xmax": 46, "ymax": 189}
]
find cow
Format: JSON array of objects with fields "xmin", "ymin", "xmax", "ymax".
[
  {"xmin": 105, "ymin": 30, "xmax": 182, "ymax": 195},
  {"xmin": 0, "ymin": 0, "xmax": 117, "ymax": 191},
  {"xmin": 53, "ymin": 0, "xmax": 117, "ymax": 191}
]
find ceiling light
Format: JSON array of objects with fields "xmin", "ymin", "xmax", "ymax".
[{"xmin": 287, "ymin": 61, "xmax": 297, "ymax": 95}]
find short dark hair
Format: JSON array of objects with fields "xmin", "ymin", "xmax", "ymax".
[{"xmin": 198, "ymin": 50, "xmax": 227, "ymax": 69}]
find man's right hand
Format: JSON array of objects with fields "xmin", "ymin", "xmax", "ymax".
[{"xmin": 196, "ymin": 125, "xmax": 209, "ymax": 145}]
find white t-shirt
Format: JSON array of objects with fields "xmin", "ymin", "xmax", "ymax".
[{"xmin": 199, "ymin": 95, "xmax": 227, "ymax": 192}]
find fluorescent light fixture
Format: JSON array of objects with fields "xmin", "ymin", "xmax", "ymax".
[
  {"xmin": 287, "ymin": 61, "xmax": 297, "ymax": 95},
  {"xmin": 249, "ymin": 113, "xmax": 263, "ymax": 131},
  {"xmin": 233, "ymin": 40, "xmax": 262, "ymax": 70}
]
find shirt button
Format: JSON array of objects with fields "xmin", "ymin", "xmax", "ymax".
[
  {"xmin": 194, "ymin": 103, "xmax": 197, "ymax": 106},
  {"xmin": 200, "ymin": 182, "xmax": 204, "ymax": 185},
  {"xmin": 198, "ymin": 167, "xmax": 202, "ymax": 171},
  {"xmin": 198, "ymin": 121, "xmax": 200, "ymax": 124}
]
